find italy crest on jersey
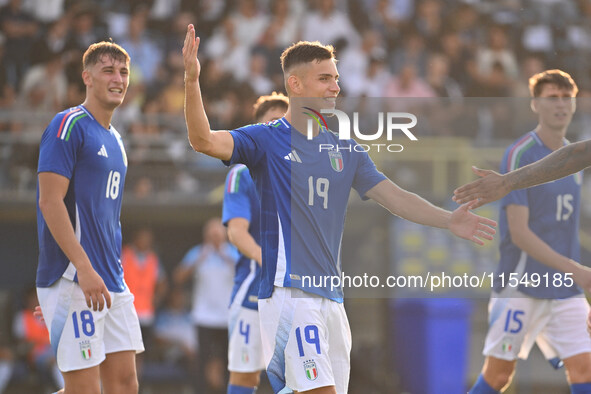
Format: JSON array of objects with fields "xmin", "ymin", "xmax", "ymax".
[
  {"xmin": 304, "ymin": 360, "xmax": 318, "ymax": 381},
  {"xmin": 328, "ymin": 150, "xmax": 343, "ymax": 172}
]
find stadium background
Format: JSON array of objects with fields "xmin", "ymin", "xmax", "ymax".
[{"xmin": 1, "ymin": 0, "xmax": 591, "ymax": 392}]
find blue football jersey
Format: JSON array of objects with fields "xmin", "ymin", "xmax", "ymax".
[
  {"xmin": 497, "ymin": 131, "xmax": 582, "ymax": 299},
  {"xmin": 222, "ymin": 164, "xmax": 262, "ymax": 311},
  {"xmin": 37, "ymin": 105, "xmax": 128, "ymax": 292},
  {"xmin": 225, "ymin": 118, "xmax": 386, "ymax": 301}
]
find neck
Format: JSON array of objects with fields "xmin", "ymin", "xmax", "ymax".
[
  {"xmin": 535, "ymin": 124, "xmax": 566, "ymax": 151},
  {"xmin": 82, "ymin": 99, "xmax": 114, "ymax": 130},
  {"xmin": 284, "ymin": 106, "xmax": 320, "ymax": 137}
]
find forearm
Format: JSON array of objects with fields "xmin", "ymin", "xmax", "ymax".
[
  {"xmin": 506, "ymin": 140, "xmax": 591, "ymax": 191},
  {"xmin": 384, "ymin": 188, "xmax": 451, "ymax": 229},
  {"xmin": 39, "ymin": 199, "xmax": 93, "ymax": 273},
  {"xmin": 184, "ymin": 79, "xmax": 213, "ymax": 153},
  {"xmin": 228, "ymin": 229, "xmax": 262, "ymax": 266},
  {"xmin": 511, "ymin": 229, "xmax": 583, "ymax": 275}
]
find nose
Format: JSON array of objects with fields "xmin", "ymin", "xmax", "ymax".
[{"xmin": 330, "ymin": 79, "xmax": 340, "ymax": 94}]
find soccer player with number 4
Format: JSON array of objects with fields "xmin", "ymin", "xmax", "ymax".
[
  {"xmin": 36, "ymin": 41, "xmax": 143, "ymax": 394},
  {"xmin": 463, "ymin": 70, "xmax": 591, "ymax": 394},
  {"xmin": 183, "ymin": 24, "xmax": 496, "ymax": 394}
]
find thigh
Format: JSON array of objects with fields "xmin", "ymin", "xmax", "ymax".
[
  {"xmin": 326, "ymin": 302, "xmax": 351, "ymax": 394},
  {"xmin": 538, "ymin": 297, "xmax": 591, "ymax": 360},
  {"xmin": 38, "ymin": 278, "xmax": 108, "ymax": 372},
  {"xmin": 103, "ymin": 288, "xmax": 144, "ymax": 356},
  {"xmin": 483, "ymin": 296, "xmax": 548, "ymax": 360},
  {"xmin": 261, "ymin": 287, "xmax": 338, "ymax": 394},
  {"xmin": 100, "ymin": 350, "xmax": 138, "ymax": 394},
  {"xmin": 62, "ymin": 365, "xmax": 101, "ymax": 394},
  {"xmin": 228, "ymin": 307, "xmax": 264, "ymax": 373}
]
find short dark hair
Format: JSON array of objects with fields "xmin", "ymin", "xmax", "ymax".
[
  {"xmin": 82, "ymin": 41, "xmax": 130, "ymax": 70},
  {"xmin": 253, "ymin": 92, "xmax": 289, "ymax": 121},
  {"xmin": 280, "ymin": 41, "xmax": 336, "ymax": 74},
  {"xmin": 529, "ymin": 69, "xmax": 578, "ymax": 97}
]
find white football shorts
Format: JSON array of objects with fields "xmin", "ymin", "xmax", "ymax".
[
  {"xmin": 228, "ymin": 306, "xmax": 264, "ymax": 372},
  {"xmin": 259, "ymin": 286, "xmax": 351, "ymax": 394},
  {"xmin": 483, "ymin": 294, "xmax": 591, "ymax": 361},
  {"xmin": 37, "ymin": 277, "xmax": 144, "ymax": 372}
]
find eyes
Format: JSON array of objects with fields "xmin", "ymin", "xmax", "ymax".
[{"xmin": 102, "ymin": 68, "xmax": 129, "ymax": 76}]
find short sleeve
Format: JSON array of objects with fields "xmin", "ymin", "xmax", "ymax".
[
  {"xmin": 351, "ymin": 143, "xmax": 387, "ymax": 200},
  {"xmin": 181, "ymin": 246, "xmax": 201, "ymax": 267},
  {"xmin": 38, "ymin": 114, "xmax": 82, "ymax": 179},
  {"xmin": 222, "ymin": 166, "xmax": 253, "ymax": 225},
  {"xmin": 223, "ymin": 124, "xmax": 268, "ymax": 168}
]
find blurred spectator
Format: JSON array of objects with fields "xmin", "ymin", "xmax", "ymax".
[
  {"xmin": 0, "ymin": 35, "xmax": 15, "ymax": 115},
  {"xmin": 339, "ymin": 29, "xmax": 385, "ymax": 96},
  {"xmin": 29, "ymin": 16, "xmax": 70, "ymax": 66},
  {"xmin": 512, "ymin": 53, "xmax": 545, "ymax": 97},
  {"xmin": 0, "ymin": 345, "xmax": 12, "ymax": 394},
  {"xmin": 16, "ymin": 49, "xmax": 67, "ymax": 113},
  {"xmin": 359, "ymin": 55, "xmax": 392, "ymax": 97},
  {"xmin": 439, "ymin": 28, "xmax": 474, "ymax": 91},
  {"xmin": 132, "ymin": 176, "xmax": 154, "ymax": 199},
  {"xmin": 149, "ymin": 0, "xmax": 182, "ymax": 34},
  {"xmin": 174, "ymin": 218, "xmax": 238, "ymax": 394},
  {"xmin": 230, "ymin": 0, "xmax": 269, "ymax": 49},
  {"xmin": 119, "ymin": 6, "xmax": 162, "ymax": 84},
  {"xmin": 384, "ymin": 63, "xmax": 435, "ymax": 98},
  {"xmin": 22, "ymin": 0, "xmax": 64, "ymax": 25},
  {"xmin": 121, "ymin": 227, "xmax": 167, "ymax": 382},
  {"xmin": 153, "ymin": 288, "xmax": 197, "ymax": 367},
  {"xmin": 0, "ymin": 0, "xmax": 38, "ymax": 89},
  {"xmin": 302, "ymin": 0, "xmax": 360, "ymax": 48},
  {"xmin": 364, "ymin": 0, "xmax": 403, "ymax": 50},
  {"xmin": 64, "ymin": 4, "xmax": 105, "ymax": 55},
  {"xmin": 12, "ymin": 287, "xmax": 63, "ymax": 391},
  {"xmin": 160, "ymin": 70, "xmax": 185, "ymax": 116},
  {"xmin": 245, "ymin": 50, "xmax": 274, "ymax": 96},
  {"xmin": 426, "ymin": 52, "xmax": 462, "ymax": 99},
  {"xmin": 204, "ymin": 18, "xmax": 250, "ymax": 82},
  {"xmin": 255, "ymin": 0, "xmax": 301, "ymax": 87},
  {"xmin": 413, "ymin": 0, "xmax": 444, "ymax": 50},
  {"xmin": 390, "ymin": 27, "xmax": 429, "ymax": 77}
]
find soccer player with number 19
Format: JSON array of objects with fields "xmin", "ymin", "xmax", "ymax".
[
  {"xmin": 183, "ymin": 24, "xmax": 496, "ymax": 394},
  {"xmin": 36, "ymin": 41, "xmax": 143, "ymax": 394}
]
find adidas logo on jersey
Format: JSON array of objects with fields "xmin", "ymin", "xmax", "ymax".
[
  {"xmin": 283, "ymin": 150, "xmax": 302, "ymax": 163},
  {"xmin": 97, "ymin": 145, "xmax": 108, "ymax": 158}
]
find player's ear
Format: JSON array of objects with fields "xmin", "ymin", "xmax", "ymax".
[
  {"xmin": 287, "ymin": 74, "xmax": 301, "ymax": 95},
  {"xmin": 81, "ymin": 68, "xmax": 91, "ymax": 87},
  {"xmin": 530, "ymin": 98, "xmax": 538, "ymax": 113}
]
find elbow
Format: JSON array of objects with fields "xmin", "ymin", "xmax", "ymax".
[
  {"xmin": 38, "ymin": 196, "xmax": 55, "ymax": 216},
  {"xmin": 509, "ymin": 230, "xmax": 526, "ymax": 250},
  {"xmin": 188, "ymin": 135, "xmax": 214, "ymax": 155}
]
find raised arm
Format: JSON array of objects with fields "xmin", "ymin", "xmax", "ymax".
[
  {"xmin": 183, "ymin": 24, "xmax": 234, "ymax": 160},
  {"xmin": 454, "ymin": 140, "xmax": 591, "ymax": 208},
  {"xmin": 366, "ymin": 179, "xmax": 496, "ymax": 245}
]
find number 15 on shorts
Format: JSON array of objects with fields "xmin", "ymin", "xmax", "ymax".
[{"xmin": 295, "ymin": 325, "xmax": 321, "ymax": 357}]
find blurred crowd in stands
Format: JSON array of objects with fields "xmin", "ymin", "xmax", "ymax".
[{"xmin": 0, "ymin": 0, "xmax": 590, "ymax": 135}]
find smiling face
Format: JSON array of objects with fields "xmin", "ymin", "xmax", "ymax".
[
  {"xmin": 83, "ymin": 54, "xmax": 130, "ymax": 111},
  {"xmin": 289, "ymin": 58, "xmax": 340, "ymax": 110},
  {"xmin": 532, "ymin": 83, "xmax": 576, "ymax": 132}
]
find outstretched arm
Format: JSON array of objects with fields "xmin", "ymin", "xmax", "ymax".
[
  {"xmin": 454, "ymin": 140, "xmax": 591, "ymax": 208},
  {"xmin": 366, "ymin": 179, "xmax": 496, "ymax": 245},
  {"xmin": 183, "ymin": 24, "xmax": 234, "ymax": 160}
]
